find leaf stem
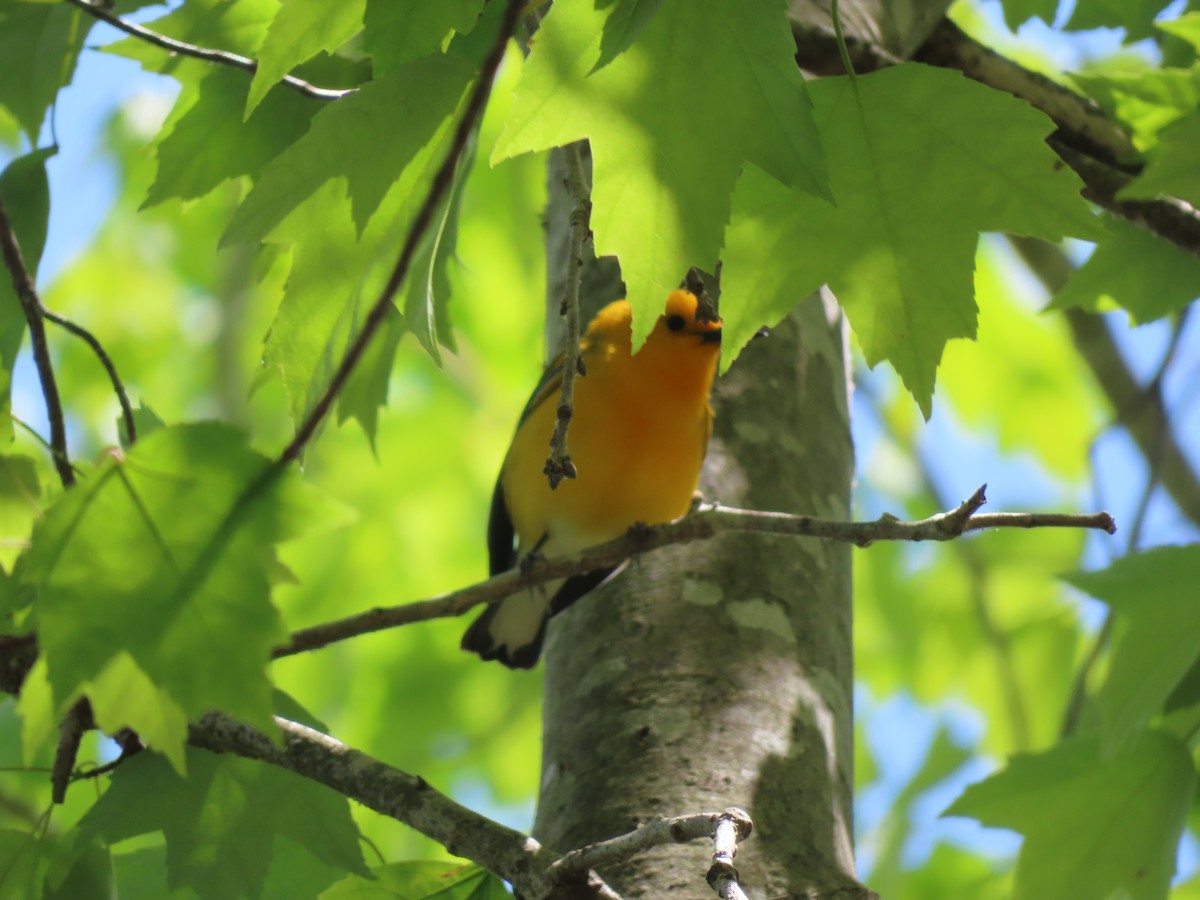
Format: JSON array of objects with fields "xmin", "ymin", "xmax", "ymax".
[{"xmin": 830, "ymin": 0, "xmax": 856, "ymax": 79}]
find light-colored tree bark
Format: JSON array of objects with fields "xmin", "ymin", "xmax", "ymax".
[{"xmin": 536, "ymin": 149, "xmax": 868, "ymax": 899}]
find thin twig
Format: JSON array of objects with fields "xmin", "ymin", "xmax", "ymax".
[
  {"xmin": 274, "ymin": 487, "xmax": 1116, "ymax": 658},
  {"xmin": 544, "ymin": 140, "xmax": 591, "ymax": 489},
  {"xmin": 0, "ymin": 200, "xmax": 73, "ymax": 488},
  {"xmin": 41, "ymin": 307, "xmax": 137, "ymax": 444},
  {"xmin": 64, "ymin": 0, "xmax": 352, "ymax": 102}
]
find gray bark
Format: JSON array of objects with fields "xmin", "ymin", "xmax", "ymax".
[{"xmin": 536, "ymin": 151, "xmax": 868, "ymax": 898}]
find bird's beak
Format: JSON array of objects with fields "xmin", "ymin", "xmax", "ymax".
[{"xmin": 701, "ymin": 329, "xmax": 723, "ymax": 345}]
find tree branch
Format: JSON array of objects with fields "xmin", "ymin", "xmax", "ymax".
[
  {"xmin": 274, "ymin": 486, "xmax": 1116, "ymax": 658},
  {"xmin": 0, "ymin": 199, "xmax": 73, "ymax": 487},
  {"xmin": 41, "ymin": 307, "xmax": 137, "ymax": 444},
  {"xmin": 189, "ymin": 713, "xmax": 626, "ymax": 900},
  {"xmin": 63, "ymin": 0, "xmax": 351, "ymax": 102},
  {"xmin": 543, "ymin": 140, "xmax": 591, "ymax": 490}
]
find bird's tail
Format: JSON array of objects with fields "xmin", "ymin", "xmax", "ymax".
[{"xmin": 461, "ymin": 566, "xmax": 624, "ymax": 668}]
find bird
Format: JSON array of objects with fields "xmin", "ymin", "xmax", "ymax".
[{"xmin": 461, "ymin": 288, "xmax": 722, "ymax": 668}]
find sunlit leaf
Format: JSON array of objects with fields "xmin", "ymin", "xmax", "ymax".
[{"xmin": 723, "ymin": 63, "xmax": 1102, "ymax": 416}]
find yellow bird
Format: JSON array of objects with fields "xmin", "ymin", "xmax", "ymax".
[{"xmin": 462, "ymin": 289, "xmax": 722, "ymax": 667}]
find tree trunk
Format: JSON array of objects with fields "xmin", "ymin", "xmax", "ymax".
[{"xmin": 535, "ymin": 151, "xmax": 869, "ymax": 900}]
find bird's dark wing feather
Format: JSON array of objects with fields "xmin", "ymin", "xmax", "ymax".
[{"xmin": 487, "ymin": 480, "xmax": 517, "ymax": 577}]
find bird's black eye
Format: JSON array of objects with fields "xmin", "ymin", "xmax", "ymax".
[{"xmin": 666, "ymin": 315, "xmax": 686, "ymax": 332}]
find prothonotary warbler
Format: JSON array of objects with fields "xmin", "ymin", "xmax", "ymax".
[{"xmin": 461, "ymin": 289, "xmax": 722, "ymax": 668}]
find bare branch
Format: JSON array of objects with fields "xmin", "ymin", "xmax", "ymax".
[
  {"xmin": 0, "ymin": 199, "xmax": 73, "ymax": 487},
  {"xmin": 41, "ymin": 307, "xmax": 137, "ymax": 444},
  {"xmin": 544, "ymin": 140, "xmax": 591, "ymax": 490},
  {"xmin": 191, "ymin": 713, "xmax": 542, "ymax": 880},
  {"xmin": 274, "ymin": 487, "xmax": 1116, "ymax": 658},
  {"xmin": 63, "ymin": 0, "xmax": 351, "ymax": 102},
  {"xmin": 189, "ymin": 713, "xmax": 624, "ymax": 899}
]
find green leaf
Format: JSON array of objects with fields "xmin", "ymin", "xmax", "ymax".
[
  {"xmin": 1118, "ymin": 110, "xmax": 1200, "ymax": 206},
  {"xmin": 17, "ymin": 657, "xmax": 57, "ymax": 765},
  {"xmin": 246, "ymin": 0, "xmax": 366, "ymax": 115},
  {"xmin": 117, "ymin": 403, "xmax": 166, "ymax": 451},
  {"xmin": 0, "ymin": 2, "xmax": 89, "ymax": 139},
  {"xmin": 231, "ymin": 56, "xmax": 475, "ymax": 438},
  {"xmin": 1047, "ymin": 217, "xmax": 1200, "ymax": 324},
  {"xmin": 363, "ymin": 0, "xmax": 486, "ymax": 75},
  {"xmin": 0, "ymin": 827, "xmax": 50, "ymax": 900},
  {"xmin": 334, "ymin": 305, "xmax": 406, "ymax": 446},
  {"xmin": 999, "ymin": 0, "xmax": 1060, "ymax": 30},
  {"xmin": 0, "ymin": 149, "xmax": 54, "ymax": 445},
  {"xmin": 223, "ymin": 53, "xmax": 475, "ymax": 245},
  {"xmin": 145, "ymin": 65, "xmax": 318, "ymax": 208},
  {"xmin": 321, "ymin": 861, "xmax": 509, "ymax": 899},
  {"xmin": 1064, "ymin": 546, "xmax": 1200, "ymax": 754},
  {"xmin": 44, "ymin": 835, "xmax": 112, "ymax": 900},
  {"xmin": 946, "ymin": 731, "xmax": 1194, "ymax": 900},
  {"xmin": 1158, "ymin": 12, "xmax": 1200, "ymax": 49},
  {"xmin": 591, "ymin": 0, "xmax": 666, "ymax": 72},
  {"xmin": 1072, "ymin": 68, "xmax": 1198, "ymax": 151},
  {"xmin": 20, "ymin": 423, "xmax": 324, "ymax": 752},
  {"xmin": 87, "ymin": 653, "xmax": 189, "ymax": 774},
  {"xmin": 77, "ymin": 749, "xmax": 370, "ymax": 900},
  {"xmin": 493, "ymin": 0, "xmax": 827, "ymax": 346},
  {"xmin": 722, "ymin": 63, "xmax": 1102, "ymax": 416},
  {"xmin": 0, "ymin": 454, "xmax": 39, "ymax": 572},
  {"xmin": 1064, "ymin": 0, "xmax": 1173, "ymax": 41}
]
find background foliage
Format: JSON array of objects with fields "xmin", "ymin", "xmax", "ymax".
[{"xmin": 1, "ymin": 0, "xmax": 1199, "ymax": 897}]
